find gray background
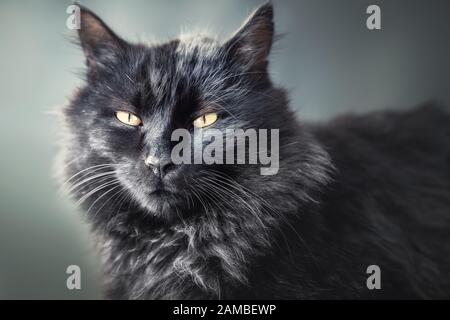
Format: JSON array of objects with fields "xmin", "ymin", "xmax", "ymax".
[{"xmin": 0, "ymin": 0, "xmax": 449, "ymax": 299}]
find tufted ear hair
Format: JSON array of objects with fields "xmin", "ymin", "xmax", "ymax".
[
  {"xmin": 77, "ymin": 6, "xmax": 128, "ymax": 69},
  {"xmin": 224, "ymin": 3, "xmax": 274, "ymax": 71}
]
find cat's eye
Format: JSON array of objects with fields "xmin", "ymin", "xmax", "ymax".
[
  {"xmin": 115, "ymin": 111, "xmax": 142, "ymax": 127},
  {"xmin": 193, "ymin": 113, "xmax": 218, "ymax": 128}
]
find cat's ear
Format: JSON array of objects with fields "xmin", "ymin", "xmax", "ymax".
[
  {"xmin": 77, "ymin": 6, "xmax": 128, "ymax": 68},
  {"xmin": 224, "ymin": 3, "xmax": 274, "ymax": 70}
]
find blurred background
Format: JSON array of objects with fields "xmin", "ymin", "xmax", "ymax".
[{"xmin": 0, "ymin": 0, "xmax": 449, "ymax": 299}]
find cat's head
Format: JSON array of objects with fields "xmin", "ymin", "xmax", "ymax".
[{"xmin": 64, "ymin": 3, "xmax": 299, "ymax": 223}]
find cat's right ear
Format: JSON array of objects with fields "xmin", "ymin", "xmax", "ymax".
[
  {"xmin": 77, "ymin": 6, "xmax": 127, "ymax": 69},
  {"xmin": 223, "ymin": 3, "xmax": 274, "ymax": 71}
]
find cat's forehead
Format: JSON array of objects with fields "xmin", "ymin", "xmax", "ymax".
[
  {"xmin": 175, "ymin": 33, "xmax": 221, "ymax": 57},
  {"xmin": 132, "ymin": 34, "xmax": 226, "ymax": 101},
  {"xmin": 143, "ymin": 34, "xmax": 222, "ymax": 71}
]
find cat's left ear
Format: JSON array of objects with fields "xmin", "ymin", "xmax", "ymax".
[
  {"xmin": 224, "ymin": 3, "xmax": 274, "ymax": 71},
  {"xmin": 77, "ymin": 6, "xmax": 128, "ymax": 69}
]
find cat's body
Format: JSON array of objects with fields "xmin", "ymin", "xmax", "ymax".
[
  {"xmin": 95, "ymin": 105, "xmax": 450, "ymax": 299},
  {"xmin": 60, "ymin": 4, "xmax": 450, "ymax": 299}
]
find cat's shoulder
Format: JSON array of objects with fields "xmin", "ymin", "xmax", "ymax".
[{"xmin": 310, "ymin": 103, "xmax": 450, "ymax": 146}]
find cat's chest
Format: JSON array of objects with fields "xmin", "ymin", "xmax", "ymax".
[{"xmin": 101, "ymin": 229, "xmax": 225, "ymax": 299}]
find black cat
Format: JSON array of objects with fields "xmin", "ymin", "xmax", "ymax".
[{"xmin": 59, "ymin": 3, "xmax": 450, "ymax": 299}]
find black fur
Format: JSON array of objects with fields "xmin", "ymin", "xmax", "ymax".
[{"xmin": 59, "ymin": 4, "xmax": 450, "ymax": 299}]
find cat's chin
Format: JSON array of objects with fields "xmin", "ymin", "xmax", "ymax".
[{"xmin": 138, "ymin": 190, "xmax": 185, "ymax": 221}]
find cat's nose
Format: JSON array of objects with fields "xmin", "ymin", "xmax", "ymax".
[{"xmin": 144, "ymin": 155, "xmax": 176, "ymax": 178}]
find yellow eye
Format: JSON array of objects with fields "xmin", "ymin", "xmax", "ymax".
[
  {"xmin": 115, "ymin": 111, "xmax": 142, "ymax": 126},
  {"xmin": 193, "ymin": 113, "xmax": 218, "ymax": 128}
]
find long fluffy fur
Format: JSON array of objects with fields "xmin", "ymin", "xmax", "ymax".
[{"xmin": 59, "ymin": 4, "xmax": 450, "ymax": 299}]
